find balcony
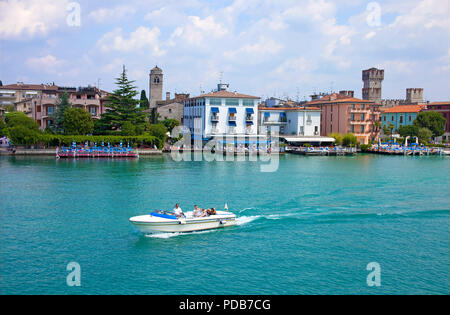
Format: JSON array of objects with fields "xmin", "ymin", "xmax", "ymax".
[
  {"xmin": 349, "ymin": 120, "xmax": 371, "ymax": 125},
  {"xmin": 228, "ymin": 115, "xmax": 236, "ymax": 122}
]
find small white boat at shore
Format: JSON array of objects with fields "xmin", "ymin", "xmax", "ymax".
[{"xmin": 130, "ymin": 210, "xmax": 236, "ymax": 234}]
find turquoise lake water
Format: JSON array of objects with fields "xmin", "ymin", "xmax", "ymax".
[{"xmin": 0, "ymin": 154, "xmax": 449, "ymax": 295}]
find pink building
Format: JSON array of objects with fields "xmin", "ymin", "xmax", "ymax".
[
  {"xmin": 31, "ymin": 86, "xmax": 109, "ymax": 130},
  {"xmin": 305, "ymin": 92, "xmax": 381, "ymax": 144}
]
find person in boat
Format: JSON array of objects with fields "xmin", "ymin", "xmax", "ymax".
[
  {"xmin": 173, "ymin": 203, "xmax": 185, "ymax": 218},
  {"xmin": 206, "ymin": 208, "xmax": 217, "ymax": 216},
  {"xmin": 193, "ymin": 205, "xmax": 206, "ymax": 217}
]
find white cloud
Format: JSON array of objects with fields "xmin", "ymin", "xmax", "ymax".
[
  {"xmin": 88, "ymin": 5, "xmax": 136, "ymax": 23},
  {"xmin": 223, "ymin": 36, "xmax": 283, "ymax": 64},
  {"xmin": 0, "ymin": 0, "xmax": 69, "ymax": 39},
  {"xmin": 96, "ymin": 27, "xmax": 164, "ymax": 56},
  {"xmin": 389, "ymin": 0, "xmax": 450, "ymax": 32},
  {"xmin": 26, "ymin": 54, "xmax": 66, "ymax": 73},
  {"xmin": 170, "ymin": 15, "xmax": 228, "ymax": 45}
]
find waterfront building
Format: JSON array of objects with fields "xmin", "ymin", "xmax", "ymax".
[
  {"xmin": 258, "ymin": 106, "xmax": 335, "ymax": 146},
  {"xmin": 381, "ymin": 104, "xmax": 426, "ymax": 131},
  {"xmin": 305, "ymin": 91, "xmax": 381, "ymax": 144},
  {"xmin": 183, "ymin": 83, "xmax": 259, "ymax": 141},
  {"xmin": 425, "ymin": 102, "xmax": 450, "ymax": 142},
  {"xmin": 30, "ymin": 86, "xmax": 109, "ymax": 130},
  {"xmin": 0, "ymin": 82, "xmax": 58, "ymax": 109},
  {"xmin": 154, "ymin": 92, "xmax": 189, "ymax": 123}
]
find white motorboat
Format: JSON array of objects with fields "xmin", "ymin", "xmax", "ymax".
[{"xmin": 130, "ymin": 209, "xmax": 236, "ymax": 234}]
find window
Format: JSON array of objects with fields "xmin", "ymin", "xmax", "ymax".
[
  {"xmin": 361, "ymin": 104, "xmax": 365, "ymax": 109},
  {"xmin": 169, "ymin": 108, "xmax": 172, "ymax": 113},
  {"xmin": 154, "ymin": 77, "xmax": 160, "ymax": 84},
  {"xmin": 360, "ymin": 125, "xmax": 364, "ymax": 133},
  {"xmin": 243, "ymin": 99, "xmax": 254, "ymax": 106},
  {"xmin": 360, "ymin": 114, "xmax": 365, "ymax": 121},
  {"xmin": 399, "ymin": 116, "xmax": 403, "ymax": 124},
  {"xmin": 90, "ymin": 107, "xmax": 96, "ymax": 115},
  {"xmin": 76, "ymin": 95, "xmax": 81, "ymax": 99},
  {"xmin": 225, "ymin": 98, "xmax": 239, "ymax": 106},
  {"xmin": 383, "ymin": 116, "xmax": 386, "ymax": 121},
  {"xmin": 351, "ymin": 113, "xmax": 355, "ymax": 121},
  {"xmin": 37, "ymin": 106, "xmax": 41, "ymax": 113},
  {"xmin": 47, "ymin": 106, "xmax": 54, "ymax": 115},
  {"xmin": 409, "ymin": 115, "xmax": 412, "ymax": 122},
  {"xmin": 209, "ymin": 98, "xmax": 222, "ymax": 106},
  {"xmin": 391, "ymin": 116, "xmax": 394, "ymax": 121},
  {"xmin": 350, "ymin": 125, "xmax": 354, "ymax": 133}
]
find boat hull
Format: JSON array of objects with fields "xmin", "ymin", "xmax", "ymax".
[{"xmin": 130, "ymin": 212, "xmax": 236, "ymax": 234}]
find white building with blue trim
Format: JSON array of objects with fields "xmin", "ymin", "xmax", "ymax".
[{"xmin": 183, "ymin": 84, "xmax": 260, "ymax": 141}]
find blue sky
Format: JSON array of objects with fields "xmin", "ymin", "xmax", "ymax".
[{"xmin": 1, "ymin": 0, "xmax": 449, "ymax": 101}]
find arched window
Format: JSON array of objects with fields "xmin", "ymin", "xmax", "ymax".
[{"xmin": 154, "ymin": 77, "xmax": 160, "ymax": 84}]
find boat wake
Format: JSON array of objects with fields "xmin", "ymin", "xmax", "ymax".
[{"xmin": 145, "ymin": 229, "xmax": 218, "ymax": 239}]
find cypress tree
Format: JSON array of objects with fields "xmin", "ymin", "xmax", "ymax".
[
  {"xmin": 139, "ymin": 90, "xmax": 149, "ymax": 109},
  {"xmin": 51, "ymin": 92, "xmax": 71, "ymax": 134}
]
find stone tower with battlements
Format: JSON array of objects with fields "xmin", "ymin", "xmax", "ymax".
[
  {"xmin": 149, "ymin": 66, "xmax": 163, "ymax": 108},
  {"xmin": 362, "ymin": 67, "xmax": 384, "ymax": 104},
  {"xmin": 406, "ymin": 88, "xmax": 423, "ymax": 104}
]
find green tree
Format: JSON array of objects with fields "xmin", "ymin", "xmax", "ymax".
[
  {"xmin": 99, "ymin": 66, "xmax": 146, "ymax": 131},
  {"xmin": 161, "ymin": 118, "xmax": 180, "ymax": 132},
  {"xmin": 149, "ymin": 108, "xmax": 160, "ymax": 124},
  {"xmin": 121, "ymin": 121, "xmax": 136, "ymax": 136},
  {"xmin": 414, "ymin": 111, "xmax": 446, "ymax": 138},
  {"xmin": 4, "ymin": 112, "xmax": 39, "ymax": 131},
  {"xmin": 418, "ymin": 127, "xmax": 432, "ymax": 143},
  {"xmin": 51, "ymin": 92, "xmax": 71, "ymax": 134},
  {"xmin": 0, "ymin": 117, "xmax": 6, "ymax": 136},
  {"xmin": 7, "ymin": 125, "xmax": 40, "ymax": 146},
  {"xmin": 328, "ymin": 132, "xmax": 343, "ymax": 146},
  {"xmin": 63, "ymin": 108, "xmax": 94, "ymax": 135},
  {"xmin": 139, "ymin": 90, "xmax": 149, "ymax": 109},
  {"xmin": 343, "ymin": 133, "xmax": 358, "ymax": 147},
  {"xmin": 398, "ymin": 125, "xmax": 419, "ymax": 138}
]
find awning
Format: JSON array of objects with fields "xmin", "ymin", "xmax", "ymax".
[
  {"xmin": 229, "ymin": 108, "xmax": 237, "ymax": 113},
  {"xmin": 246, "ymin": 121, "xmax": 254, "ymax": 125},
  {"xmin": 229, "ymin": 121, "xmax": 237, "ymax": 126},
  {"xmin": 280, "ymin": 112, "xmax": 286, "ymax": 117},
  {"xmin": 246, "ymin": 108, "xmax": 254, "ymax": 114},
  {"xmin": 282, "ymin": 136, "xmax": 336, "ymax": 143},
  {"xmin": 264, "ymin": 112, "xmax": 270, "ymax": 117},
  {"xmin": 211, "ymin": 107, "xmax": 219, "ymax": 113}
]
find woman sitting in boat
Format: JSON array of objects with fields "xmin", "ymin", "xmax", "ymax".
[{"xmin": 206, "ymin": 208, "xmax": 217, "ymax": 216}]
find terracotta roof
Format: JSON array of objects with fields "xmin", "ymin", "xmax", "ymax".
[
  {"xmin": 382, "ymin": 105, "xmax": 426, "ymax": 114},
  {"xmin": 193, "ymin": 90, "xmax": 259, "ymax": 99},
  {"xmin": 427, "ymin": 102, "xmax": 450, "ymax": 106},
  {"xmin": 304, "ymin": 93, "xmax": 375, "ymax": 106},
  {"xmin": 259, "ymin": 106, "xmax": 321, "ymax": 111},
  {"xmin": 0, "ymin": 83, "xmax": 59, "ymax": 91}
]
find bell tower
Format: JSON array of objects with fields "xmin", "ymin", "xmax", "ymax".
[{"xmin": 149, "ymin": 66, "xmax": 163, "ymax": 108}]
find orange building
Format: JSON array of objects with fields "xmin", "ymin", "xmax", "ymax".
[{"xmin": 305, "ymin": 92, "xmax": 381, "ymax": 144}]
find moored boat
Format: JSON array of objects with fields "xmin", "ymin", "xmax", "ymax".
[{"xmin": 130, "ymin": 210, "xmax": 236, "ymax": 234}]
